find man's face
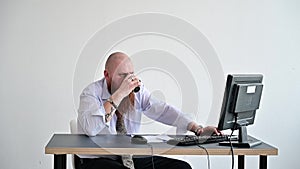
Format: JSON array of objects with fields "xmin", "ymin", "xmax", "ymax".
[{"xmin": 109, "ymin": 58, "xmax": 134, "ymax": 93}]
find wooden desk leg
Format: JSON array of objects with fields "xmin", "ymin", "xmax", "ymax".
[
  {"xmin": 238, "ymin": 155, "xmax": 245, "ymax": 169},
  {"xmin": 54, "ymin": 154, "xmax": 66, "ymax": 169},
  {"xmin": 259, "ymin": 155, "xmax": 267, "ymax": 169}
]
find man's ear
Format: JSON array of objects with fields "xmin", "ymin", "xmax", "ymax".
[{"xmin": 104, "ymin": 70, "xmax": 109, "ymax": 78}]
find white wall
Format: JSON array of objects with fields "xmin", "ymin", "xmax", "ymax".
[{"xmin": 1, "ymin": 0, "xmax": 299, "ymax": 169}]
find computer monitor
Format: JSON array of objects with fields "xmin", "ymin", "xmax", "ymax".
[{"xmin": 218, "ymin": 74, "xmax": 264, "ymax": 148}]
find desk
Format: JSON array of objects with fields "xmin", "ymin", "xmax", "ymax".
[{"xmin": 45, "ymin": 134, "xmax": 278, "ymax": 169}]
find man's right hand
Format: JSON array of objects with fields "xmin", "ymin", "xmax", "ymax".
[{"xmin": 111, "ymin": 74, "xmax": 141, "ymax": 105}]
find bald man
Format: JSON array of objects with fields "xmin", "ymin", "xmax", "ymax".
[{"xmin": 76, "ymin": 52, "xmax": 220, "ymax": 169}]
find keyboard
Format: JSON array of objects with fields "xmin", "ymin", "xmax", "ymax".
[{"xmin": 167, "ymin": 135, "xmax": 237, "ymax": 146}]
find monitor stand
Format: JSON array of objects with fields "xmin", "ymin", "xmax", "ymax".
[{"xmin": 219, "ymin": 126, "xmax": 262, "ymax": 148}]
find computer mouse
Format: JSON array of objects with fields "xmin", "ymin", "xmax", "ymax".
[{"xmin": 131, "ymin": 135, "xmax": 148, "ymax": 144}]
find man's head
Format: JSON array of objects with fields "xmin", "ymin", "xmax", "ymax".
[{"xmin": 104, "ymin": 52, "xmax": 134, "ymax": 93}]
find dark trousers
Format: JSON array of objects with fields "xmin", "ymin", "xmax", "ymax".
[{"xmin": 75, "ymin": 155, "xmax": 192, "ymax": 169}]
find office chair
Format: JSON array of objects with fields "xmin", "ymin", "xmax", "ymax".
[
  {"xmin": 69, "ymin": 119, "xmax": 77, "ymax": 169},
  {"xmin": 70, "ymin": 119, "xmax": 77, "ymax": 134}
]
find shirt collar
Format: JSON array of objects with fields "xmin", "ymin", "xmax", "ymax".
[{"xmin": 101, "ymin": 78, "xmax": 111, "ymax": 100}]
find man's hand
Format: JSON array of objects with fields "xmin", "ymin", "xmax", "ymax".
[
  {"xmin": 112, "ymin": 74, "xmax": 141, "ymax": 105},
  {"xmin": 195, "ymin": 126, "xmax": 222, "ymax": 136},
  {"xmin": 188, "ymin": 122, "xmax": 222, "ymax": 136}
]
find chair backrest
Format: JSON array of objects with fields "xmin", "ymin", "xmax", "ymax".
[
  {"xmin": 69, "ymin": 119, "xmax": 77, "ymax": 169},
  {"xmin": 70, "ymin": 119, "xmax": 77, "ymax": 134}
]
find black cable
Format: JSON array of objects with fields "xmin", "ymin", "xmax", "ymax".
[
  {"xmin": 197, "ymin": 144, "xmax": 211, "ymax": 169},
  {"xmin": 229, "ymin": 129, "xmax": 235, "ymax": 169},
  {"xmin": 147, "ymin": 144, "xmax": 155, "ymax": 169},
  {"xmin": 229, "ymin": 114, "xmax": 238, "ymax": 169}
]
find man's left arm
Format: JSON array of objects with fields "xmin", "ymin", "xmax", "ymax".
[{"xmin": 140, "ymin": 86, "xmax": 220, "ymax": 135}]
